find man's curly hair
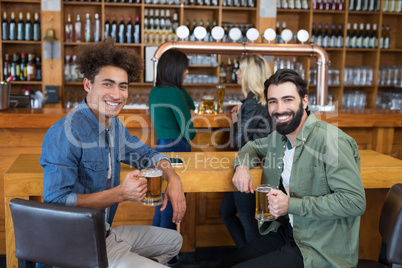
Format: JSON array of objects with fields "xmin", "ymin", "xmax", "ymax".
[{"xmin": 75, "ymin": 38, "xmax": 143, "ymax": 83}]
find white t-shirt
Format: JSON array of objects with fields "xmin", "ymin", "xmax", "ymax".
[{"xmin": 281, "ymin": 140, "xmax": 295, "ymax": 227}]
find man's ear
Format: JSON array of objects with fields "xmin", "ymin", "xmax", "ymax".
[
  {"xmin": 302, "ymin": 94, "xmax": 308, "ymax": 109},
  {"xmin": 83, "ymin": 78, "xmax": 91, "ymax": 93}
]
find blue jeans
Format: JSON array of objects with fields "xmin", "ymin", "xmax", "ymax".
[
  {"xmin": 153, "ymin": 138, "xmax": 190, "ymax": 230},
  {"xmin": 219, "ymin": 191, "xmax": 260, "ymax": 248}
]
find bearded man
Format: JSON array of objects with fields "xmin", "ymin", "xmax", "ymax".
[{"xmin": 216, "ymin": 69, "xmax": 366, "ymax": 268}]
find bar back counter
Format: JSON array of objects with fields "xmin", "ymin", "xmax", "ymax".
[{"xmin": 1, "ymin": 108, "xmax": 402, "ymax": 267}]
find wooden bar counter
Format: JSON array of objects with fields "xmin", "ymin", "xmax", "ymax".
[
  {"xmin": 4, "ymin": 151, "xmax": 402, "ymax": 268},
  {"xmin": 0, "ymin": 108, "xmax": 401, "ymax": 265}
]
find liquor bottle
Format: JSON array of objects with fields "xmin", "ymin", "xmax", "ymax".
[
  {"xmin": 19, "ymin": 53, "xmax": 27, "ymax": 81},
  {"xmin": 26, "ymin": 53, "xmax": 36, "ymax": 81},
  {"xmin": 289, "ymin": 0, "xmax": 295, "ymax": 9},
  {"xmin": 2, "ymin": 12, "xmax": 8, "ymax": 40},
  {"xmin": 65, "ymin": 55, "xmax": 71, "ymax": 82},
  {"xmin": 219, "ymin": 61, "xmax": 226, "ymax": 83},
  {"xmin": 232, "ymin": 58, "xmax": 238, "ymax": 83},
  {"xmin": 345, "ymin": 23, "xmax": 350, "ymax": 48},
  {"xmin": 153, "ymin": 9, "xmax": 160, "ymax": 44},
  {"xmin": 281, "ymin": 0, "xmax": 288, "ymax": 9},
  {"xmin": 330, "ymin": 23, "xmax": 336, "ymax": 48},
  {"xmin": 369, "ymin": 23, "xmax": 377, "ymax": 49},
  {"xmin": 336, "ymin": 23, "xmax": 343, "ymax": 48},
  {"xmin": 226, "ymin": 56, "xmax": 232, "ymax": 83},
  {"xmin": 3, "ymin": 54, "xmax": 11, "ymax": 80},
  {"xmin": 223, "ymin": 25, "xmax": 228, "ymax": 42},
  {"xmin": 84, "ymin": 13, "xmax": 91, "ymax": 42},
  {"xmin": 25, "ymin": 12, "xmax": 32, "ymax": 41},
  {"xmin": 190, "ymin": 19, "xmax": 196, "ymax": 41},
  {"xmin": 33, "ymin": 12, "xmax": 40, "ymax": 41},
  {"xmin": 17, "ymin": 12, "xmax": 24, "ymax": 41},
  {"xmin": 9, "ymin": 12, "xmax": 16, "ymax": 40},
  {"xmin": 362, "ymin": 23, "xmax": 370, "ymax": 48},
  {"xmin": 322, "ymin": 23, "xmax": 329, "ymax": 48},
  {"xmin": 118, "ymin": 15, "xmax": 125, "ymax": 43},
  {"xmin": 316, "ymin": 23, "xmax": 323, "ymax": 46},
  {"xmin": 281, "ymin": 22, "xmax": 286, "ymax": 43},
  {"xmin": 134, "ymin": 15, "xmax": 141, "ymax": 44},
  {"xmin": 368, "ymin": 0, "xmax": 375, "ymax": 11},
  {"xmin": 104, "ymin": 14, "xmax": 110, "ymax": 39},
  {"xmin": 301, "ymin": 0, "xmax": 308, "ymax": 9},
  {"xmin": 356, "ymin": 23, "xmax": 364, "ymax": 48},
  {"xmin": 143, "ymin": 9, "xmax": 148, "ymax": 43},
  {"xmin": 172, "ymin": 13, "xmax": 178, "ymax": 40},
  {"xmin": 160, "ymin": 10, "xmax": 166, "ymax": 43},
  {"xmin": 362, "ymin": 0, "xmax": 368, "ymax": 10},
  {"xmin": 35, "ymin": 57, "xmax": 41, "ymax": 81},
  {"xmin": 212, "ymin": 0, "xmax": 218, "ymax": 5},
  {"xmin": 75, "ymin": 14, "xmax": 82, "ymax": 42},
  {"xmin": 348, "ymin": 0, "xmax": 355, "ymax": 10},
  {"xmin": 350, "ymin": 23, "xmax": 357, "ymax": 48},
  {"xmin": 383, "ymin": 25, "xmax": 390, "ymax": 49},
  {"xmin": 248, "ymin": 0, "xmax": 255, "ymax": 7},
  {"xmin": 379, "ymin": 24, "xmax": 384, "ymax": 48},
  {"xmin": 126, "ymin": 15, "xmax": 133, "ymax": 44},
  {"xmin": 148, "ymin": 9, "xmax": 154, "ymax": 44},
  {"xmin": 110, "ymin": 15, "xmax": 117, "ymax": 41},
  {"xmin": 70, "ymin": 55, "xmax": 78, "ymax": 82},
  {"xmin": 204, "ymin": 0, "xmax": 211, "ymax": 5},
  {"xmin": 11, "ymin": 52, "xmax": 21, "ymax": 81},
  {"xmin": 65, "ymin": 14, "xmax": 74, "ymax": 42},
  {"xmin": 355, "ymin": 0, "xmax": 362, "ymax": 10},
  {"xmin": 94, "ymin": 13, "xmax": 101, "ymax": 42},
  {"xmin": 165, "ymin": 10, "xmax": 172, "ymax": 41},
  {"xmin": 204, "ymin": 19, "xmax": 211, "ymax": 42},
  {"xmin": 276, "ymin": 21, "xmax": 281, "ymax": 43}
]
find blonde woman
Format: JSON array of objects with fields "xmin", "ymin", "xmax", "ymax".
[{"xmin": 220, "ymin": 54, "xmax": 273, "ymax": 248}]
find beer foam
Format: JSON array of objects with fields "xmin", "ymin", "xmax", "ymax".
[
  {"xmin": 141, "ymin": 168, "xmax": 162, "ymax": 177},
  {"xmin": 203, "ymin": 95, "xmax": 214, "ymax": 100}
]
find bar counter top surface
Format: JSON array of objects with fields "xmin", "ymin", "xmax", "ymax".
[{"xmin": 0, "ymin": 108, "xmax": 401, "ymax": 128}]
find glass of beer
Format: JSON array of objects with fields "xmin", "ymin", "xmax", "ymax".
[
  {"xmin": 255, "ymin": 184, "xmax": 277, "ymax": 221},
  {"xmin": 216, "ymin": 85, "xmax": 225, "ymax": 113},
  {"xmin": 203, "ymin": 95, "xmax": 214, "ymax": 114},
  {"xmin": 140, "ymin": 168, "xmax": 163, "ymax": 206}
]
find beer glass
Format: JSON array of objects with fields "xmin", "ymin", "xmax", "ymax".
[
  {"xmin": 216, "ymin": 85, "xmax": 225, "ymax": 113},
  {"xmin": 203, "ymin": 95, "xmax": 214, "ymax": 114},
  {"xmin": 255, "ymin": 184, "xmax": 277, "ymax": 221},
  {"xmin": 140, "ymin": 168, "xmax": 163, "ymax": 206}
]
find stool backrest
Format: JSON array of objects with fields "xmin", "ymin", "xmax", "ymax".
[
  {"xmin": 9, "ymin": 198, "xmax": 108, "ymax": 268},
  {"xmin": 379, "ymin": 183, "xmax": 402, "ymax": 265}
]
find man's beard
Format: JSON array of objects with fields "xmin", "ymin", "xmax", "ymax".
[{"xmin": 272, "ymin": 101, "xmax": 304, "ymax": 135}]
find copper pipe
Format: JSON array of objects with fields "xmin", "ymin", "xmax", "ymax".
[{"xmin": 153, "ymin": 41, "xmax": 330, "ymax": 106}]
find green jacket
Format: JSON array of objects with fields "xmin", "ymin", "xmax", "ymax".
[
  {"xmin": 149, "ymin": 86, "xmax": 196, "ymax": 141},
  {"xmin": 234, "ymin": 113, "xmax": 366, "ymax": 268}
]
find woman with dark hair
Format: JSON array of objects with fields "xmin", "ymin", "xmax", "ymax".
[{"xmin": 148, "ymin": 49, "xmax": 196, "ymax": 239}]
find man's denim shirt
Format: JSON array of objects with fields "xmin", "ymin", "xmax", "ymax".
[{"xmin": 40, "ymin": 100, "xmax": 169, "ymax": 226}]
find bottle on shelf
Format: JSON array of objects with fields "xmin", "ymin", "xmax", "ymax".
[
  {"xmin": 148, "ymin": 9, "xmax": 154, "ymax": 44},
  {"xmin": 126, "ymin": 15, "xmax": 133, "ymax": 44},
  {"xmin": 232, "ymin": 58, "xmax": 239, "ymax": 84},
  {"xmin": 19, "ymin": 53, "xmax": 27, "ymax": 81},
  {"xmin": 9, "ymin": 12, "xmax": 16, "ymax": 41},
  {"xmin": 383, "ymin": 25, "xmax": 390, "ymax": 49},
  {"xmin": 336, "ymin": 23, "xmax": 343, "ymax": 48},
  {"xmin": 226, "ymin": 56, "xmax": 232, "ymax": 83},
  {"xmin": 25, "ymin": 12, "xmax": 32, "ymax": 41},
  {"xmin": 330, "ymin": 23, "xmax": 336, "ymax": 48},
  {"xmin": 276, "ymin": 21, "xmax": 281, "ymax": 43},
  {"xmin": 65, "ymin": 55, "xmax": 71, "ymax": 82},
  {"xmin": 94, "ymin": 13, "xmax": 101, "ymax": 43},
  {"xmin": 11, "ymin": 52, "xmax": 21, "ymax": 81},
  {"xmin": 84, "ymin": 13, "xmax": 91, "ymax": 43},
  {"xmin": 281, "ymin": 21, "xmax": 286, "ymax": 44},
  {"xmin": 165, "ymin": 10, "xmax": 172, "ymax": 42},
  {"xmin": 70, "ymin": 55, "xmax": 78, "ymax": 82},
  {"xmin": 143, "ymin": 9, "xmax": 148, "ymax": 43},
  {"xmin": 134, "ymin": 15, "xmax": 141, "ymax": 44},
  {"xmin": 35, "ymin": 56, "xmax": 41, "ymax": 81},
  {"xmin": 172, "ymin": 12, "xmax": 178, "ymax": 40},
  {"xmin": 74, "ymin": 14, "xmax": 82, "ymax": 42},
  {"xmin": 350, "ymin": 23, "xmax": 357, "ymax": 48},
  {"xmin": 104, "ymin": 14, "xmax": 110, "ymax": 40},
  {"xmin": 356, "ymin": 23, "xmax": 364, "ymax": 48},
  {"xmin": 2, "ymin": 12, "xmax": 8, "ymax": 41},
  {"xmin": 154, "ymin": 9, "xmax": 160, "ymax": 44},
  {"xmin": 33, "ymin": 12, "xmax": 40, "ymax": 41},
  {"xmin": 27, "ymin": 53, "xmax": 36, "ymax": 81},
  {"xmin": 345, "ymin": 23, "xmax": 351, "ymax": 48},
  {"xmin": 204, "ymin": 19, "xmax": 211, "ymax": 42},
  {"xmin": 190, "ymin": 19, "xmax": 196, "ymax": 42},
  {"xmin": 110, "ymin": 15, "xmax": 117, "ymax": 41},
  {"xmin": 362, "ymin": 23, "xmax": 370, "ymax": 49},
  {"xmin": 369, "ymin": 23, "xmax": 377, "ymax": 49},
  {"xmin": 219, "ymin": 61, "xmax": 227, "ymax": 84},
  {"xmin": 316, "ymin": 23, "xmax": 322, "ymax": 47},
  {"xmin": 65, "ymin": 14, "xmax": 74, "ymax": 42},
  {"xmin": 3, "ymin": 54, "xmax": 11, "ymax": 80},
  {"xmin": 118, "ymin": 15, "xmax": 125, "ymax": 43},
  {"xmin": 322, "ymin": 23, "xmax": 329, "ymax": 48},
  {"xmin": 160, "ymin": 10, "xmax": 166, "ymax": 43},
  {"xmin": 17, "ymin": 12, "xmax": 24, "ymax": 41}
]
